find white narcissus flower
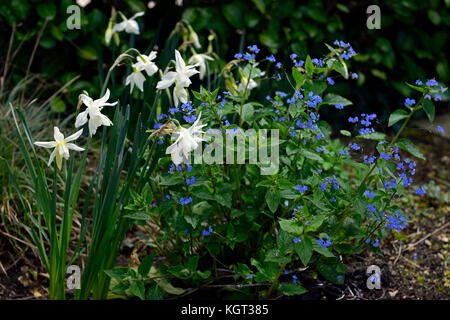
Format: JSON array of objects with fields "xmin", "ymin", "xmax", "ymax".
[
  {"xmin": 188, "ymin": 53, "xmax": 214, "ymax": 80},
  {"xmin": 125, "ymin": 67, "xmax": 146, "ymax": 93},
  {"xmin": 34, "ymin": 127, "xmax": 84, "ymax": 170},
  {"xmin": 112, "ymin": 12, "xmax": 145, "ymax": 35},
  {"xmin": 75, "ymin": 89, "xmax": 118, "ymax": 137},
  {"xmin": 76, "ymin": 0, "xmax": 91, "ymax": 7},
  {"xmin": 156, "ymin": 50, "xmax": 199, "ymax": 105},
  {"xmin": 173, "ymin": 85, "xmax": 188, "ymax": 106},
  {"xmin": 237, "ymin": 77, "xmax": 258, "ymax": 93},
  {"xmin": 135, "ymin": 51, "xmax": 158, "ymax": 77},
  {"xmin": 166, "ymin": 112, "xmax": 206, "ymax": 165}
]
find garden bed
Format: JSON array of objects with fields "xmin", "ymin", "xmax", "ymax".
[{"xmin": 1, "ymin": 132, "xmax": 448, "ymax": 300}]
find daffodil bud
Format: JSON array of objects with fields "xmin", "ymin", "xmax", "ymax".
[
  {"xmin": 207, "ymin": 31, "xmax": 215, "ymax": 53},
  {"xmin": 188, "ymin": 25, "xmax": 201, "ymax": 49},
  {"xmin": 105, "ymin": 20, "xmax": 114, "ymax": 45}
]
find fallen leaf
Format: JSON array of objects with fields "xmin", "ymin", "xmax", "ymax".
[
  {"xmin": 33, "ymin": 289, "xmax": 42, "ymax": 298},
  {"xmin": 389, "ymin": 290, "xmax": 398, "ymax": 297}
]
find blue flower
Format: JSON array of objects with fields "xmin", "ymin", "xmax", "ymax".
[
  {"xmin": 243, "ymin": 53, "xmax": 255, "ymax": 60},
  {"xmin": 266, "ymin": 54, "xmax": 276, "ymax": 62},
  {"xmin": 293, "ymin": 237, "xmax": 300, "ymax": 243},
  {"xmin": 180, "ymin": 197, "xmax": 193, "ymax": 205},
  {"xmin": 373, "ymin": 238, "xmax": 379, "ymax": 247},
  {"xmin": 380, "ymin": 152, "xmax": 391, "ymax": 161},
  {"xmin": 437, "ymin": 125, "xmax": 444, "ymax": 133},
  {"xmin": 351, "ymin": 72, "xmax": 358, "ymax": 80},
  {"xmin": 186, "ymin": 176, "xmax": 195, "ymax": 186},
  {"xmin": 247, "ymin": 44, "xmax": 260, "ymax": 53},
  {"xmin": 234, "ymin": 53, "xmax": 243, "ymax": 59},
  {"xmin": 335, "ymin": 103, "xmax": 344, "ymax": 110},
  {"xmin": 416, "ymin": 187, "xmax": 426, "ymax": 196},
  {"xmin": 183, "ymin": 114, "xmax": 197, "ymax": 123},
  {"xmin": 296, "ymin": 185, "xmax": 308, "ymax": 193},
  {"xmin": 202, "ymin": 227, "xmax": 213, "ymax": 236},
  {"xmin": 385, "ymin": 211, "xmax": 406, "ymax": 231},
  {"xmin": 317, "ymin": 235, "xmax": 332, "ymax": 248},
  {"xmin": 248, "ymin": 274, "xmax": 253, "ymax": 279},
  {"xmin": 363, "ymin": 190, "xmax": 375, "ymax": 198},
  {"xmin": 415, "ymin": 79, "xmax": 422, "ymax": 86},
  {"xmin": 426, "ymin": 79, "xmax": 438, "ymax": 86},
  {"xmin": 404, "ymin": 98, "xmax": 416, "ymax": 106},
  {"xmin": 349, "ymin": 143, "xmax": 360, "ymax": 150},
  {"xmin": 327, "ymin": 77, "xmax": 335, "ymax": 85},
  {"xmin": 287, "ymin": 97, "xmax": 295, "ymax": 104}
]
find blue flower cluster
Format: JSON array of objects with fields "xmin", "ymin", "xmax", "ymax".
[
  {"xmin": 289, "ymin": 53, "xmax": 305, "ymax": 68},
  {"xmin": 317, "ymin": 235, "xmax": 332, "ymax": 248},
  {"xmin": 415, "ymin": 78, "xmax": 445, "ymax": 101},
  {"xmin": 202, "ymin": 226, "xmax": 213, "ymax": 236},
  {"xmin": 180, "ymin": 196, "xmax": 193, "ymax": 205},
  {"xmin": 347, "ymin": 113, "xmax": 377, "ymax": 136},
  {"xmin": 234, "ymin": 44, "xmax": 260, "ymax": 61},
  {"xmin": 306, "ymin": 92, "xmax": 323, "ymax": 108},
  {"xmin": 385, "ymin": 211, "xmax": 406, "ymax": 231},
  {"xmin": 366, "ymin": 238, "xmax": 380, "ymax": 247},
  {"xmin": 416, "ymin": 187, "xmax": 426, "ymax": 196},
  {"xmin": 296, "ymin": 185, "xmax": 308, "ymax": 193},
  {"xmin": 290, "ymin": 205, "xmax": 303, "ymax": 222},
  {"xmin": 363, "ymin": 190, "xmax": 375, "ymax": 198},
  {"xmin": 168, "ymin": 163, "xmax": 191, "ymax": 175},
  {"xmin": 186, "ymin": 176, "xmax": 195, "ymax": 186},
  {"xmin": 333, "ymin": 40, "xmax": 357, "ymax": 59},
  {"xmin": 404, "ymin": 98, "xmax": 415, "ymax": 106},
  {"xmin": 363, "ymin": 155, "xmax": 376, "ymax": 164}
]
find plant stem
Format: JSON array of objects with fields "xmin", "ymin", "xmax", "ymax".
[{"xmin": 263, "ymin": 249, "xmax": 295, "ymax": 299}]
